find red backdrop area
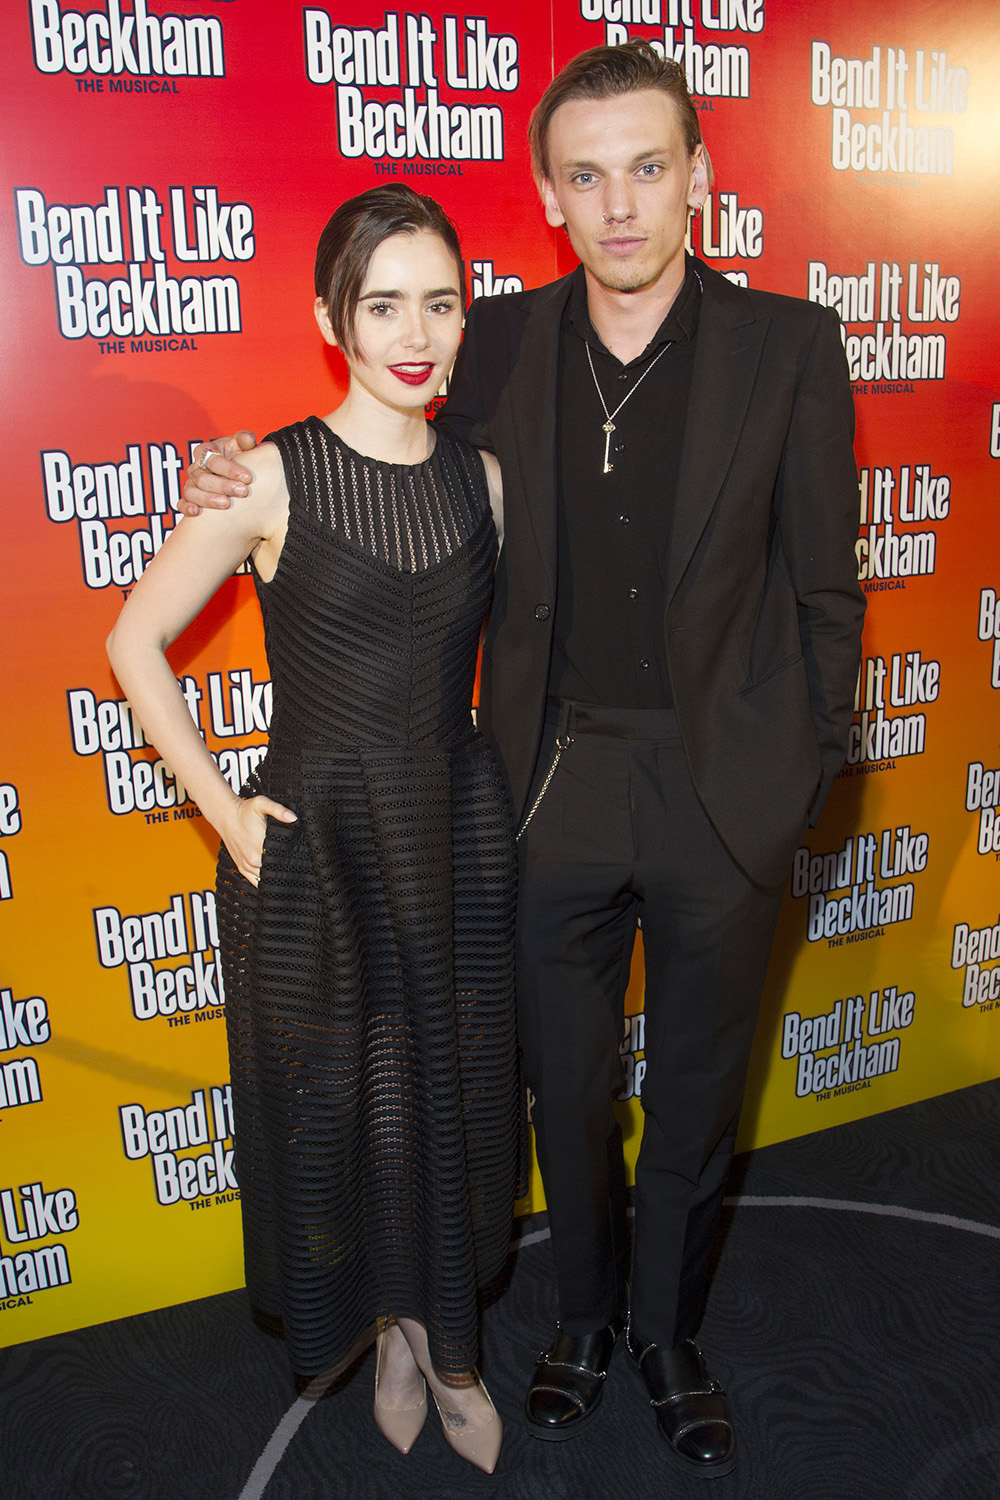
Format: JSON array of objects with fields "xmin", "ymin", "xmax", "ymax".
[{"xmin": 1, "ymin": 0, "xmax": 998, "ymax": 1341}]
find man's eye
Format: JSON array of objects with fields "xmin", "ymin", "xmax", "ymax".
[
  {"xmin": 573, "ymin": 172, "xmax": 596, "ymax": 186},
  {"xmin": 638, "ymin": 163, "xmax": 662, "ymax": 177}
]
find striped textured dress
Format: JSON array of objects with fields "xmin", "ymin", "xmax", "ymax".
[{"xmin": 215, "ymin": 416, "xmax": 520, "ymax": 1380}]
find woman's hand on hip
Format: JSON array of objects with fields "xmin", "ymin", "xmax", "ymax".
[{"xmin": 222, "ymin": 795, "xmax": 297, "ymax": 887}]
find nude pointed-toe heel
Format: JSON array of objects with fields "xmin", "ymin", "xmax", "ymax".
[
  {"xmin": 432, "ymin": 1374, "xmax": 502, "ymax": 1474},
  {"xmin": 373, "ymin": 1321, "xmax": 428, "ymax": 1455}
]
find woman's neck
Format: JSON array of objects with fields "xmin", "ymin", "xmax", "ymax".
[{"xmin": 323, "ymin": 385, "xmax": 434, "ymax": 464}]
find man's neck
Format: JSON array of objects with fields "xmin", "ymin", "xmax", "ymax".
[{"xmin": 584, "ymin": 258, "xmax": 687, "ymax": 364}]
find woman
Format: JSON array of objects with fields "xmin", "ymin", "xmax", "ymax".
[{"xmin": 107, "ymin": 185, "xmax": 518, "ymax": 1474}]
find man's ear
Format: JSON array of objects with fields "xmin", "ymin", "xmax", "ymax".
[
  {"xmin": 314, "ymin": 296, "xmax": 338, "ymax": 347},
  {"xmin": 687, "ymin": 143, "xmax": 710, "ymax": 214},
  {"xmin": 537, "ymin": 174, "xmax": 567, "ymax": 230}
]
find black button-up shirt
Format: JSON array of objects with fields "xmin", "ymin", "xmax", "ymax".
[{"xmin": 549, "ymin": 259, "xmax": 701, "ymax": 708}]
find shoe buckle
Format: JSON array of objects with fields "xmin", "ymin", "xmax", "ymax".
[
  {"xmin": 542, "ymin": 1358, "xmax": 607, "ymax": 1378},
  {"xmin": 649, "ymin": 1380, "xmax": 722, "ymax": 1408}
]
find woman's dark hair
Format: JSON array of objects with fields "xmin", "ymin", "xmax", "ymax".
[
  {"xmin": 529, "ymin": 40, "xmax": 713, "ymax": 186},
  {"xmin": 314, "ymin": 185, "xmax": 464, "ymax": 357}
]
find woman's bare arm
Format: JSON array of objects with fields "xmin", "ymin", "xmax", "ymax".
[
  {"xmin": 480, "ymin": 449, "xmax": 503, "ymax": 549},
  {"xmin": 107, "ymin": 443, "xmax": 294, "ymax": 885}
]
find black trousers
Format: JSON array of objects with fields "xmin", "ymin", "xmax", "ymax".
[{"xmin": 516, "ymin": 700, "xmax": 786, "ymax": 1347}]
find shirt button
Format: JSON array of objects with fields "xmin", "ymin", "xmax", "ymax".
[
  {"xmin": 619, "ymin": 514, "xmax": 630, "ymax": 525},
  {"xmin": 628, "ymin": 587, "xmax": 639, "ymax": 600},
  {"xmin": 534, "ymin": 603, "xmax": 550, "ymax": 620},
  {"xmin": 639, "ymin": 658, "xmax": 650, "ymax": 670},
  {"xmin": 618, "ymin": 371, "xmax": 629, "ymax": 381},
  {"xmin": 613, "ymin": 442, "xmax": 624, "ymax": 454}
]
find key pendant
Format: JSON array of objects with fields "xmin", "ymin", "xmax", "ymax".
[{"xmin": 602, "ymin": 419, "xmax": 615, "ymax": 474}]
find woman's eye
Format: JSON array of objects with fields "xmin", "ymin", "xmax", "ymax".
[
  {"xmin": 428, "ymin": 300, "xmax": 457, "ymax": 315},
  {"xmin": 366, "ymin": 301, "xmax": 393, "ymax": 316}
]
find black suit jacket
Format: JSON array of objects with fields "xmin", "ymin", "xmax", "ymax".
[{"xmin": 440, "ymin": 259, "xmax": 865, "ymax": 887}]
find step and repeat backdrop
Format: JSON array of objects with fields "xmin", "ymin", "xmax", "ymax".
[{"xmin": 1, "ymin": 0, "xmax": 997, "ymax": 1342}]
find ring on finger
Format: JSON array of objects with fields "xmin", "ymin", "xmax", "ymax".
[{"xmin": 196, "ymin": 448, "xmax": 213, "ymax": 472}]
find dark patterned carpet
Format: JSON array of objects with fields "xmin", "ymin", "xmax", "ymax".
[{"xmin": 2, "ymin": 1079, "xmax": 999, "ymax": 1500}]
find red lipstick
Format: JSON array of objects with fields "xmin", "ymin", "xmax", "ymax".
[{"xmin": 389, "ymin": 364, "xmax": 435, "ymax": 386}]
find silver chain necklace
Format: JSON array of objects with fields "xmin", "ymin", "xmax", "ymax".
[{"xmin": 585, "ymin": 340, "xmax": 672, "ymax": 474}]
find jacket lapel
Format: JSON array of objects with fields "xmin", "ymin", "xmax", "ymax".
[
  {"xmin": 502, "ymin": 274, "xmax": 573, "ymax": 589},
  {"xmin": 667, "ymin": 269, "xmax": 769, "ymax": 604}
]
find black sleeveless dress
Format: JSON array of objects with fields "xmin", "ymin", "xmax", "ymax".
[{"xmin": 215, "ymin": 417, "xmax": 520, "ymax": 1379}]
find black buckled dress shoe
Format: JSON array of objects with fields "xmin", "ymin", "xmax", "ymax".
[
  {"xmin": 524, "ymin": 1321, "xmax": 621, "ymax": 1440},
  {"xmin": 627, "ymin": 1327, "xmax": 736, "ymax": 1478}
]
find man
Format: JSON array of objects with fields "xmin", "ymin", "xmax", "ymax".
[{"xmin": 184, "ymin": 43, "xmax": 864, "ymax": 1480}]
